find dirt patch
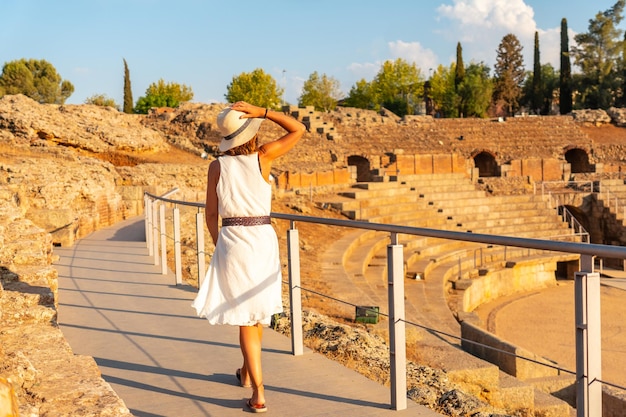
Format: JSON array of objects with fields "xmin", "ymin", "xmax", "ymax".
[{"xmin": 581, "ymin": 124, "xmax": 626, "ymax": 144}]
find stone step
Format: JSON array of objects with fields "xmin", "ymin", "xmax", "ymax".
[
  {"xmin": 441, "ymin": 198, "xmax": 548, "ymax": 211},
  {"xmin": 526, "ymin": 374, "xmax": 576, "ymax": 408},
  {"xmin": 532, "ymin": 388, "xmax": 575, "ymax": 417},
  {"xmin": 492, "ymin": 371, "xmax": 536, "ymax": 413},
  {"xmin": 451, "ymin": 212, "xmax": 567, "ymax": 230},
  {"xmin": 357, "ymin": 204, "xmax": 437, "ymax": 220},
  {"xmin": 339, "ymin": 186, "xmax": 418, "ymax": 199},
  {"xmin": 360, "ymin": 200, "xmax": 550, "ymax": 221},
  {"xmin": 440, "ymin": 207, "xmax": 555, "ymax": 221}
]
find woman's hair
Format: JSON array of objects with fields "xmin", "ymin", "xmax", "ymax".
[{"xmin": 224, "ymin": 135, "xmax": 258, "ymax": 156}]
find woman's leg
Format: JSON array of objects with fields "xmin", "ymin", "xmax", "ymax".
[{"xmin": 239, "ymin": 323, "xmax": 265, "ymax": 404}]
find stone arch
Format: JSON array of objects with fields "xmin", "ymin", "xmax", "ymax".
[
  {"xmin": 471, "ymin": 150, "xmax": 500, "ymax": 177},
  {"xmin": 347, "ymin": 155, "xmax": 371, "ymax": 182},
  {"xmin": 564, "ymin": 147, "xmax": 592, "ymax": 173}
]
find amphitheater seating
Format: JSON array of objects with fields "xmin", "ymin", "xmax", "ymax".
[
  {"xmin": 319, "ymin": 172, "xmax": 581, "ymax": 415},
  {"xmin": 415, "ymin": 116, "xmax": 593, "ymax": 154},
  {"xmin": 322, "ymin": 172, "xmax": 584, "ymax": 324}
]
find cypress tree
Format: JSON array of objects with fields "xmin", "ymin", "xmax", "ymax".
[
  {"xmin": 560, "ymin": 18, "xmax": 573, "ymax": 114},
  {"xmin": 123, "ymin": 59, "xmax": 134, "ymax": 114},
  {"xmin": 532, "ymin": 32, "xmax": 542, "ymax": 114},
  {"xmin": 455, "ymin": 42, "xmax": 465, "ymax": 88},
  {"xmin": 622, "ymin": 32, "xmax": 626, "ymax": 106},
  {"xmin": 455, "ymin": 42, "xmax": 465, "ymax": 117}
]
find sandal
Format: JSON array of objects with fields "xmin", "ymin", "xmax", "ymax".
[
  {"xmin": 244, "ymin": 398, "xmax": 267, "ymax": 413},
  {"xmin": 236, "ymin": 368, "xmax": 252, "ymax": 388}
]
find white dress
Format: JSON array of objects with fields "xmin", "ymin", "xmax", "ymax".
[{"xmin": 192, "ymin": 153, "xmax": 283, "ymax": 326}]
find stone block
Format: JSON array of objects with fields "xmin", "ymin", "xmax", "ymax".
[
  {"xmin": 287, "ymin": 172, "xmax": 301, "ymax": 188},
  {"xmin": 451, "ymin": 153, "xmax": 467, "ymax": 174},
  {"xmin": 542, "ymin": 158, "xmax": 564, "ymax": 181},
  {"xmin": 299, "ymin": 172, "xmax": 316, "ymax": 188},
  {"xmin": 433, "ymin": 154, "xmax": 453, "ymax": 174},
  {"xmin": 415, "ymin": 154, "xmax": 433, "ymax": 174},
  {"xmin": 521, "ymin": 158, "xmax": 543, "ymax": 180},
  {"xmin": 395, "ymin": 154, "xmax": 416, "ymax": 175},
  {"xmin": 333, "ymin": 168, "xmax": 351, "ymax": 185},
  {"xmin": 316, "ymin": 170, "xmax": 334, "ymax": 186}
]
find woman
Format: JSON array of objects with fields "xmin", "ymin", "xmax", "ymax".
[{"xmin": 192, "ymin": 101, "xmax": 305, "ymax": 413}]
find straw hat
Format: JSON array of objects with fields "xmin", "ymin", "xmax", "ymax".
[{"xmin": 217, "ymin": 107, "xmax": 263, "ymax": 152}]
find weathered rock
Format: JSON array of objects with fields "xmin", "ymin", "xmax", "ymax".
[
  {"xmin": 0, "ymin": 94, "xmax": 168, "ymax": 153},
  {"xmin": 571, "ymin": 109, "xmax": 612, "ymax": 125},
  {"xmin": 606, "ymin": 107, "xmax": 626, "ymax": 126},
  {"xmin": 0, "ymin": 181, "xmax": 132, "ymax": 416}
]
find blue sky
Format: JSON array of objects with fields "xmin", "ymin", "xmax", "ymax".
[{"xmin": 1, "ymin": 0, "xmax": 621, "ymax": 106}]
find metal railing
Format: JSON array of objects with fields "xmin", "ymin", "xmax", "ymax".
[{"xmin": 144, "ymin": 190, "xmax": 626, "ymax": 417}]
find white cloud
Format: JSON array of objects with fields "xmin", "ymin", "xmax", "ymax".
[
  {"xmin": 347, "ymin": 61, "xmax": 380, "ymax": 81},
  {"xmin": 437, "ymin": 0, "xmax": 536, "ymax": 36},
  {"xmin": 340, "ymin": 0, "xmax": 579, "ymax": 93},
  {"xmin": 435, "ymin": 0, "xmax": 572, "ymax": 69},
  {"xmin": 536, "ymin": 27, "xmax": 561, "ymax": 69},
  {"xmin": 344, "ymin": 41, "xmax": 438, "ymax": 87},
  {"xmin": 388, "ymin": 40, "xmax": 439, "ymax": 75}
]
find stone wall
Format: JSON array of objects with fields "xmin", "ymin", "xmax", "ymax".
[{"xmin": 0, "ymin": 185, "xmax": 133, "ymax": 416}]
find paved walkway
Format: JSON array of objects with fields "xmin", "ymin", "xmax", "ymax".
[{"xmin": 55, "ymin": 217, "xmax": 438, "ymax": 417}]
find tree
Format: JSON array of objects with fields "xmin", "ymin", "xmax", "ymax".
[
  {"xmin": 493, "ymin": 33, "xmax": 525, "ymax": 116},
  {"xmin": 0, "ymin": 58, "xmax": 74, "ymax": 104},
  {"xmin": 298, "ymin": 71, "xmax": 342, "ymax": 112},
  {"xmin": 572, "ymin": 0, "xmax": 625, "ymax": 108},
  {"xmin": 532, "ymin": 32, "xmax": 543, "ymax": 114},
  {"xmin": 455, "ymin": 42, "xmax": 466, "ymax": 116},
  {"xmin": 225, "ymin": 68, "xmax": 283, "ymax": 109},
  {"xmin": 372, "ymin": 58, "xmax": 423, "ymax": 116},
  {"xmin": 85, "ymin": 94, "xmax": 118, "ymax": 109},
  {"xmin": 428, "ymin": 64, "xmax": 457, "ymax": 117},
  {"xmin": 522, "ymin": 63, "xmax": 559, "ymax": 115},
  {"xmin": 455, "ymin": 42, "xmax": 465, "ymax": 90},
  {"xmin": 458, "ymin": 62, "xmax": 493, "ymax": 118},
  {"xmin": 134, "ymin": 79, "xmax": 193, "ymax": 114},
  {"xmin": 621, "ymin": 31, "xmax": 626, "ymax": 107},
  {"xmin": 123, "ymin": 59, "xmax": 133, "ymax": 114},
  {"xmin": 342, "ymin": 78, "xmax": 375, "ymax": 109},
  {"xmin": 560, "ymin": 18, "xmax": 573, "ymax": 114}
]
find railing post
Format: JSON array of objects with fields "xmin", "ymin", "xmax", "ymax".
[
  {"xmin": 152, "ymin": 201, "xmax": 159, "ymax": 266},
  {"xmin": 387, "ymin": 232, "xmax": 407, "ymax": 410},
  {"xmin": 287, "ymin": 221, "xmax": 303, "ymax": 356},
  {"xmin": 575, "ymin": 254, "xmax": 602, "ymax": 417},
  {"xmin": 145, "ymin": 195, "xmax": 153, "ymax": 254},
  {"xmin": 196, "ymin": 210, "xmax": 206, "ymax": 287},
  {"xmin": 160, "ymin": 203, "xmax": 167, "ymax": 274},
  {"xmin": 173, "ymin": 206, "xmax": 182, "ymax": 285}
]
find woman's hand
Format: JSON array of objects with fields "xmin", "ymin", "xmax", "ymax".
[{"xmin": 230, "ymin": 101, "xmax": 265, "ymax": 119}]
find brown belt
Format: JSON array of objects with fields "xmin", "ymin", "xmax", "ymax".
[{"xmin": 221, "ymin": 216, "xmax": 271, "ymax": 227}]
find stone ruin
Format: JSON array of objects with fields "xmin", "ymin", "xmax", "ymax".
[{"xmin": 2, "ymin": 93, "xmax": 626, "ymax": 415}]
